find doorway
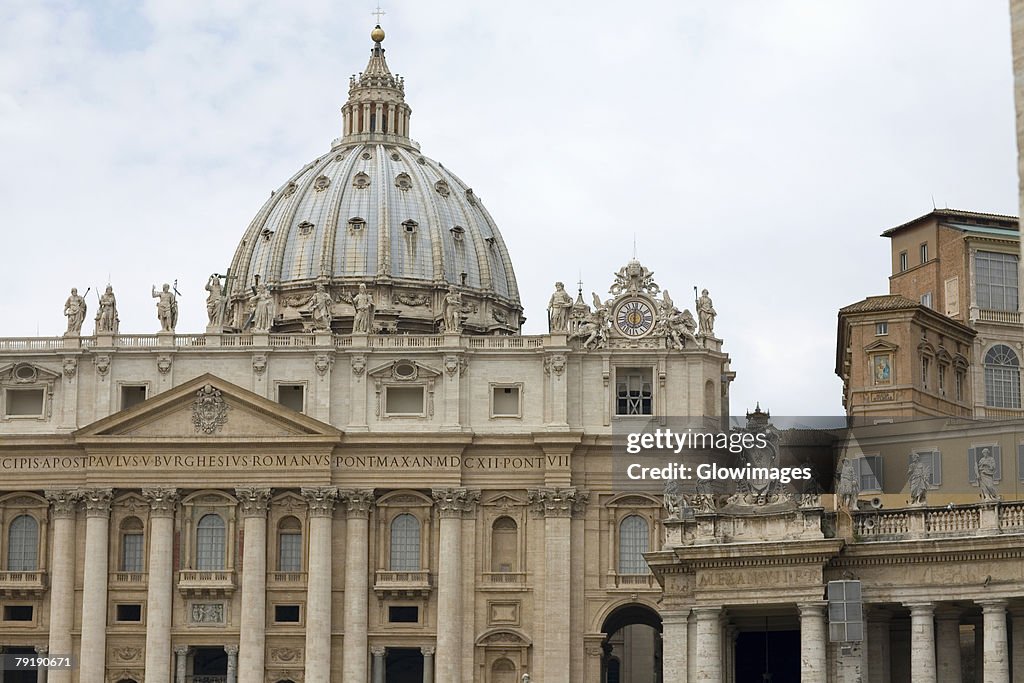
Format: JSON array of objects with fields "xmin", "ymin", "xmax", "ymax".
[
  {"xmin": 734, "ymin": 630, "xmax": 800, "ymax": 683},
  {"xmin": 385, "ymin": 647, "xmax": 424, "ymax": 683},
  {"xmin": 600, "ymin": 603, "xmax": 663, "ymax": 683}
]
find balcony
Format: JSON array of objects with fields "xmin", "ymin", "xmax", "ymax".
[
  {"xmin": 0, "ymin": 570, "xmax": 47, "ymax": 597},
  {"xmin": 373, "ymin": 570, "xmax": 432, "ymax": 598},
  {"xmin": 267, "ymin": 571, "xmax": 306, "ymax": 588},
  {"xmin": 187, "ymin": 677, "xmax": 226, "ymax": 683},
  {"xmin": 977, "ymin": 308, "xmax": 1022, "ymax": 325},
  {"xmin": 481, "ymin": 571, "xmax": 527, "ymax": 589},
  {"xmin": 853, "ymin": 500, "xmax": 1024, "ymax": 541},
  {"xmin": 609, "ymin": 572, "xmax": 658, "ymax": 591},
  {"xmin": 177, "ymin": 569, "xmax": 235, "ymax": 598},
  {"xmin": 109, "ymin": 571, "xmax": 147, "ymax": 588}
]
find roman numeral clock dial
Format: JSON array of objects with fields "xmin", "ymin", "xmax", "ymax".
[{"xmin": 614, "ymin": 298, "xmax": 655, "ymax": 337}]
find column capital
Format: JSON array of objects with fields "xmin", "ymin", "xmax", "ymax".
[
  {"xmin": 34, "ymin": 645, "xmax": 48, "ymax": 655},
  {"xmin": 421, "ymin": 646, "xmax": 435, "ymax": 656},
  {"xmin": 45, "ymin": 488, "xmax": 81, "ymax": 518},
  {"xmin": 691, "ymin": 605, "xmax": 722, "ymax": 619},
  {"xmin": 798, "ymin": 601, "xmax": 828, "ymax": 617},
  {"xmin": 904, "ymin": 601, "xmax": 937, "ymax": 616},
  {"xmin": 432, "ymin": 488, "xmax": 481, "ymax": 517},
  {"xmin": 82, "ymin": 487, "xmax": 113, "ymax": 517},
  {"xmin": 978, "ymin": 598, "xmax": 1009, "ymax": 612},
  {"xmin": 142, "ymin": 487, "xmax": 179, "ymax": 517},
  {"xmin": 301, "ymin": 487, "xmax": 339, "ymax": 517},
  {"xmin": 224, "ymin": 645, "xmax": 239, "ymax": 656},
  {"xmin": 660, "ymin": 609, "xmax": 692, "ymax": 625},
  {"xmin": 235, "ymin": 487, "xmax": 272, "ymax": 517},
  {"xmin": 174, "ymin": 645, "xmax": 190, "ymax": 656},
  {"xmin": 340, "ymin": 489, "xmax": 376, "ymax": 518},
  {"xmin": 527, "ymin": 486, "xmax": 588, "ymax": 517},
  {"xmin": 370, "ymin": 645, "xmax": 387, "ymax": 657}
]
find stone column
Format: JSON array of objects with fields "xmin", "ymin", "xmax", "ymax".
[
  {"xmin": 799, "ymin": 602, "xmax": 828, "ymax": 682},
  {"xmin": 371, "ymin": 646, "xmax": 386, "ymax": 683},
  {"xmin": 421, "ymin": 646, "xmax": 435, "ymax": 683},
  {"xmin": 688, "ymin": 611, "xmax": 698, "ymax": 683},
  {"xmin": 694, "ymin": 607, "xmax": 722, "ymax": 683},
  {"xmin": 235, "ymin": 487, "xmax": 271, "ymax": 683},
  {"xmin": 867, "ymin": 608, "xmax": 892, "ymax": 683},
  {"xmin": 724, "ymin": 624, "xmax": 737, "ymax": 683},
  {"xmin": 143, "ymin": 487, "xmax": 179, "ymax": 683},
  {"xmin": 661, "ymin": 610, "xmax": 690, "ymax": 683},
  {"xmin": 174, "ymin": 646, "xmax": 189, "ymax": 683},
  {"xmin": 433, "ymin": 488, "xmax": 480, "ymax": 683},
  {"xmin": 44, "ymin": 490, "xmax": 78, "ymax": 683},
  {"xmin": 226, "ymin": 644, "xmax": 239, "ymax": 683},
  {"xmin": 976, "ymin": 621, "xmax": 985, "ymax": 682},
  {"xmin": 34, "ymin": 645, "xmax": 47, "ymax": 683},
  {"xmin": 1010, "ymin": 608, "xmax": 1024, "ymax": 683},
  {"xmin": 906, "ymin": 602, "xmax": 937, "ymax": 683},
  {"xmin": 935, "ymin": 606, "xmax": 962, "ymax": 683},
  {"xmin": 78, "ymin": 488, "xmax": 113, "ymax": 683},
  {"xmin": 302, "ymin": 487, "xmax": 338, "ymax": 682},
  {"xmin": 980, "ymin": 599, "xmax": 1010, "ymax": 683},
  {"xmin": 341, "ymin": 490, "xmax": 375, "ymax": 683}
]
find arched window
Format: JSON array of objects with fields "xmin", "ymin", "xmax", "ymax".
[
  {"xmin": 389, "ymin": 514, "xmax": 420, "ymax": 571},
  {"xmin": 120, "ymin": 516, "xmax": 145, "ymax": 572},
  {"xmin": 490, "ymin": 516, "xmax": 518, "ymax": 572},
  {"xmin": 7, "ymin": 515, "xmax": 38, "ymax": 571},
  {"xmin": 985, "ymin": 345, "xmax": 1021, "ymax": 409},
  {"xmin": 277, "ymin": 516, "xmax": 303, "ymax": 572},
  {"xmin": 491, "ymin": 658, "xmax": 517, "ymax": 683},
  {"xmin": 618, "ymin": 515, "xmax": 649, "ymax": 574},
  {"xmin": 196, "ymin": 514, "xmax": 226, "ymax": 571}
]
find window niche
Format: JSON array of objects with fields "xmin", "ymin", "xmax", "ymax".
[
  {"xmin": 615, "ymin": 367, "xmax": 653, "ymax": 416},
  {"xmin": 0, "ymin": 492, "xmax": 49, "ymax": 577},
  {"xmin": 481, "ymin": 493, "xmax": 527, "ymax": 585},
  {"xmin": 0, "ymin": 363, "xmax": 57, "ymax": 421},
  {"xmin": 370, "ymin": 360, "xmax": 439, "ymax": 420},
  {"xmin": 374, "ymin": 491, "xmax": 433, "ymax": 600},
  {"xmin": 604, "ymin": 494, "xmax": 661, "ymax": 586},
  {"xmin": 490, "ymin": 383, "xmax": 522, "ymax": 418},
  {"xmin": 180, "ymin": 491, "xmax": 238, "ymax": 577}
]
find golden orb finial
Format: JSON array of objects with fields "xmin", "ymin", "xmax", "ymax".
[{"xmin": 371, "ymin": 24, "xmax": 385, "ymax": 43}]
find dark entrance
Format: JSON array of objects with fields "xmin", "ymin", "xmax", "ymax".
[
  {"xmin": 735, "ymin": 630, "xmax": 800, "ymax": 683},
  {"xmin": 599, "ymin": 603, "xmax": 662, "ymax": 683},
  {"xmin": 4, "ymin": 647, "xmax": 38, "ymax": 683},
  {"xmin": 192, "ymin": 646, "xmax": 228, "ymax": 678},
  {"xmin": 385, "ymin": 647, "xmax": 424, "ymax": 683}
]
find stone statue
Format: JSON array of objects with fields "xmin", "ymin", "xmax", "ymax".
[
  {"xmin": 95, "ymin": 285, "xmax": 119, "ymax": 334},
  {"xmin": 309, "ymin": 282, "xmax": 334, "ymax": 331},
  {"xmin": 697, "ymin": 288, "xmax": 716, "ymax": 337},
  {"xmin": 352, "ymin": 283, "xmax": 374, "ymax": 333},
  {"xmin": 64, "ymin": 287, "xmax": 87, "ymax": 335},
  {"xmin": 205, "ymin": 275, "xmax": 224, "ymax": 326},
  {"xmin": 663, "ymin": 479, "xmax": 684, "ymax": 520},
  {"xmin": 250, "ymin": 284, "xmax": 275, "ymax": 332},
  {"xmin": 151, "ymin": 284, "xmax": 178, "ymax": 332},
  {"xmin": 907, "ymin": 452, "xmax": 930, "ymax": 505},
  {"xmin": 521, "ymin": 675, "xmax": 530, "ymax": 683},
  {"xmin": 568, "ymin": 293, "xmax": 611, "ymax": 349},
  {"xmin": 442, "ymin": 285, "xmax": 463, "ymax": 333},
  {"xmin": 658, "ymin": 290, "xmax": 699, "ymax": 349},
  {"xmin": 976, "ymin": 447, "xmax": 1000, "ymax": 501},
  {"xmin": 547, "ymin": 281, "xmax": 573, "ymax": 332},
  {"xmin": 836, "ymin": 457, "xmax": 859, "ymax": 511}
]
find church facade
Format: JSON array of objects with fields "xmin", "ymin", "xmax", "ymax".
[{"xmin": 3, "ymin": 21, "xmax": 1024, "ymax": 683}]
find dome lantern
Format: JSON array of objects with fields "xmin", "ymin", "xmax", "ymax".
[{"xmin": 341, "ymin": 22, "xmax": 413, "ymax": 146}]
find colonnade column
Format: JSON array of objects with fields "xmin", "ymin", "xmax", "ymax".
[
  {"xmin": 661, "ymin": 610, "xmax": 690, "ymax": 683},
  {"xmin": 935, "ymin": 606, "xmax": 963, "ymax": 683},
  {"xmin": 1010, "ymin": 608, "xmax": 1024, "ymax": 683},
  {"xmin": 693, "ymin": 606, "xmax": 722, "ymax": 683},
  {"xmin": 44, "ymin": 489, "xmax": 79, "ymax": 683},
  {"xmin": 34, "ymin": 645, "xmax": 47, "ymax": 683},
  {"xmin": 235, "ymin": 487, "xmax": 271, "ymax": 683},
  {"xmin": 302, "ymin": 487, "xmax": 338, "ymax": 681},
  {"xmin": 371, "ymin": 646, "xmax": 386, "ymax": 683},
  {"xmin": 341, "ymin": 489, "xmax": 375, "ymax": 683},
  {"xmin": 421, "ymin": 646, "xmax": 435, "ymax": 683},
  {"xmin": 143, "ymin": 487, "xmax": 179, "ymax": 683},
  {"xmin": 980, "ymin": 599, "xmax": 1010, "ymax": 683},
  {"xmin": 174, "ymin": 646, "xmax": 189, "ymax": 683},
  {"xmin": 225, "ymin": 644, "xmax": 238, "ymax": 683},
  {"xmin": 905, "ymin": 602, "xmax": 937, "ymax": 683},
  {"xmin": 798, "ymin": 602, "xmax": 828, "ymax": 682},
  {"xmin": 433, "ymin": 488, "xmax": 480, "ymax": 682},
  {"xmin": 78, "ymin": 488, "xmax": 113, "ymax": 682}
]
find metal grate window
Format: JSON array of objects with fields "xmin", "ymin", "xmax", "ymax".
[
  {"xmin": 618, "ymin": 515, "xmax": 649, "ymax": 574},
  {"xmin": 121, "ymin": 533, "xmax": 144, "ymax": 573},
  {"xmin": 976, "ymin": 251, "xmax": 1019, "ymax": 311},
  {"xmin": 985, "ymin": 345, "xmax": 1021, "ymax": 409},
  {"xmin": 7, "ymin": 515, "xmax": 38, "ymax": 571},
  {"xmin": 390, "ymin": 514, "xmax": 421, "ymax": 571},
  {"xmin": 616, "ymin": 370, "xmax": 653, "ymax": 416},
  {"xmin": 196, "ymin": 514, "xmax": 226, "ymax": 571}
]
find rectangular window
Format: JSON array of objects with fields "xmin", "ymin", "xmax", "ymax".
[
  {"xmin": 875, "ymin": 322, "xmax": 888, "ymax": 336},
  {"xmin": 912, "ymin": 450, "xmax": 942, "ymax": 487},
  {"xmin": 116, "ymin": 604, "xmax": 142, "ymax": 622},
  {"xmin": 120, "ymin": 385, "xmax": 148, "ymax": 410},
  {"xmin": 616, "ymin": 368, "xmax": 653, "ymax": 416},
  {"xmin": 955, "ymin": 370, "xmax": 965, "ymax": 402},
  {"xmin": 856, "ymin": 456, "xmax": 883, "ymax": 492},
  {"xmin": 3, "ymin": 605, "xmax": 33, "ymax": 621},
  {"xmin": 388, "ymin": 606, "xmax": 419, "ymax": 623},
  {"xmin": 385, "ymin": 386, "xmax": 425, "ymax": 416},
  {"xmin": 968, "ymin": 446, "xmax": 1002, "ymax": 483},
  {"xmin": 491, "ymin": 385, "xmax": 521, "ymax": 417},
  {"xmin": 920, "ymin": 243, "xmax": 928, "ymax": 264},
  {"xmin": 920, "ymin": 292, "xmax": 932, "ymax": 309},
  {"xmin": 976, "ymin": 251, "xmax": 1019, "ymax": 311},
  {"xmin": 121, "ymin": 533, "xmax": 144, "ymax": 572},
  {"xmin": 277, "ymin": 384, "xmax": 305, "ymax": 413},
  {"xmin": 921, "ymin": 356, "xmax": 930, "ymax": 389},
  {"xmin": 938, "ymin": 365, "xmax": 946, "ymax": 395},
  {"xmin": 899, "ymin": 251, "xmax": 908, "ymax": 272},
  {"xmin": 274, "ymin": 605, "xmax": 301, "ymax": 623},
  {"xmin": 278, "ymin": 532, "xmax": 302, "ymax": 572},
  {"xmin": 5, "ymin": 389, "xmax": 44, "ymax": 417}
]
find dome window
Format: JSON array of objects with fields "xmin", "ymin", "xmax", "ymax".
[
  {"xmin": 284, "ymin": 182, "xmax": 297, "ymax": 196},
  {"xmin": 402, "ymin": 220, "xmax": 418, "ymax": 234},
  {"xmin": 434, "ymin": 180, "xmax": 450, "ymax": 198},
  {"xmin": 348, "ymin": 217, "xmax": 366, "ymax": 232},
  {"xmin": 262, "ymin": 229, "xmax": 275, "ymax": 241},
  {"xmin": 361, "ymin": 151, "xmax": 372, "ymax": 160},
  {"xmin": 352, "ymin": 172, "xmax": 370, "ymax": 189},
  {"xmin": 313, "ymin": 175, "xmax": 331, "ymax": 192},
  {"xmin": 333, "ymin": 152, "xmax": 345, "ymax": 162},
  {"xmin": 465, "ymin": 188, "xmax": 477, "ymax": 206},
  {"xmin": 297, "ymin": 220, "xmax": 314, "ymax": 236},
  {"xmin": 390, "ymin": 152, "xmax": 401, "ymax": 161},
  {"xmin": 395, "ymin": 173, "xmax": 412, "ymax": 191},
  {"xmin": 450, "ymin": 226, "xmax": 465, "ymax": 241},
  {"xmin": 417, "ymin": 156, "xmax": 426, "ymax": 165}
]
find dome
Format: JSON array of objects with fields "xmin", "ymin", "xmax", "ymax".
[{"xmin": 223, "ymin": 27, "xmax": 521, "ymax": 335}]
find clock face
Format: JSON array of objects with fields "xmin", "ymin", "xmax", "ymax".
[{"xmin": 615, "ymin": 298, "xmax": 655, "ymax": 337}]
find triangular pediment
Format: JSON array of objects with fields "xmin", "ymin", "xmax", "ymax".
[
  {"xmin": 75, "ymin": 373, "xmax": 341, "ymax": 440},
  {"xmin": 863, "ymin": 339, "xmax": 898, "ymax": 353}
]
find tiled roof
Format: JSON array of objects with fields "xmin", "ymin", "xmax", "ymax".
[
  {"xmin": 839, "ymin": 295, "xmax": 920, "ymax": 314},
  {"xmin": 881, "ymin": 209, "xmax": 1018, "ymax": 237}
]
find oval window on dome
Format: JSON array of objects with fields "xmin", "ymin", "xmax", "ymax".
[
  {"xmin": 361, "ymin": 151, "xmax": 372, "ymax": 160},
  {"xmin": 352, "ymin": 173, "xmax": 370, "ymax": 189},
  {"xmin": 395, "ymin": 173, "xmax": 412, "ymax": 191},
  {"xmin": 390, "ymin": 152, "xmax": 400, "ymax": 161},
  {"xmin": 434, "ymin": 180, "xmax": 450, "ymax": 197},
  {"xmin": 402, "ymin": 220, "xmax": 418, "ymax": 234},
  {"xmin": 450, "ymin": 226, "xmax": 464, "ymax": 241},
  {"xmin": 348, "ymin": 217, "xmax": 366, "ymax": 232},
  {"xmin": 313, "ymin": 175, "xmax": 331, "ymax": 192},
  {"xmin": 297, "ymin": 220, "xmax": 314, "ymax": 236}
]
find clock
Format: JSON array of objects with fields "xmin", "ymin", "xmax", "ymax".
[{"xmin": 614, "ymin": 298, "xmax": 655, "ymax": 337}]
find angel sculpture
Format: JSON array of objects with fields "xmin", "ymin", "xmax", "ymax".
[{"xmin": 658, "ymin": 290, "xmax": 700, "ymax": 349}]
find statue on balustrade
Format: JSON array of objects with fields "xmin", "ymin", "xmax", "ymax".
[
  {"xmin": 907, "ymin": 452, "xmax": 930, "ymax": 505},
  {"xmin": 352, "ymin": 283, "xmax": 374, "ymax": 333},
  {"xmin": 977, "ymin": 447, "xmax": 1000, "ymax": 501},
  {"xmin": 309, "ymin": 282, "xmax": 334, "ymax": 331},
  {"xmin": 205, "ymin": 274, "xmax": 224, "ymax": 326},
  {"xmin": 95, "ymin": 285, "xmax": 119, "ymax": 334},
  {"xmin": 697, "ymin": 288, "xmax": 716, "ymax": 337},
  {"xmin": 547, "ymin": 281, "xmax": 573, "ymax": 332},
  {"xmin": 152, "ymin": 283, "xmax": 178, "ymax": 333},
  {"xmin": 836, "ymin": 457, "xmax": 859, "ymax": 511},
  {"xmin": 64, "ymin": 287, "xmax": 87, "ymax": 335}
]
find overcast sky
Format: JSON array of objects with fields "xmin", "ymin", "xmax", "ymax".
[{"xmin": 0, "ymin": 1, "xmax": 1018, "ymax": 415}]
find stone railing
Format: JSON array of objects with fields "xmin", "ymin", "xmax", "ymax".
[
  {"xmin": 977, "ymin": 308, "xmax": 1022, "ymax": 325},
  {"xmin": 481, "ymin": 571, "xmax": 527, "ymax": 586},
  {"xmin": 267, "ymin": 571, "xmax": 306, "ymax": 585},
  {"xmin": 188, "ymin": 677, "xmax": 227, "ymax": 683},
  {"xmin": 853, "ymin": 501, "xmax": 1024, "ymax": 541},
  {"xmin": 373, "ymin": 569, "xmax": 432, "ymax": 597},
  {"xmin": 177, "ymin": 569, "xmax": 236, "ymax": 597},
  {"xmin": 0, "ymin": 570, "xmax": 48, "ymax": 596},
  {"xmin": 109, "ymin": 571, "xmax": 147, "ymax": 587},
  {"xmin": 610, "ymin": 572, "xmax": 657, "ymax": 589}
]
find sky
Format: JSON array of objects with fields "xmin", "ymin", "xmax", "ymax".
[{"xmin": 0, "ymin": 0, "xmax": 1018, "ymax": 416}]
